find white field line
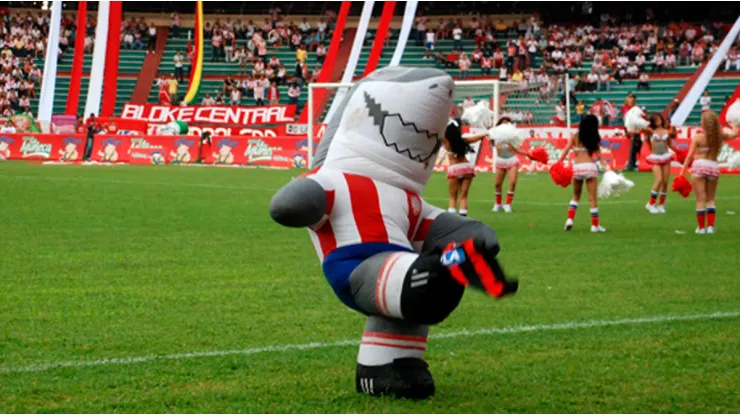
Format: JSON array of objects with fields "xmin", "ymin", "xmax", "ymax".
[
  {"xmin": 4, "ymin": 174, "xmax": 740, "ymax": 207},
  {"xmin": 1, "ymin": 311, "xmax": 737, "ymax": 375}
]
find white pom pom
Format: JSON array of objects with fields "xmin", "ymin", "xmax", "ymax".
[
  {"xmin": 488, "ymin": 122, "xmax": 525, "ymax": 145},
  {"xmin": 728, "ymin": 153, "xmax": 740, "ymax": 168},
  {"xmin": 624, "ymin": 107, "xmax": 649, "ymax": 132},
  {"xmin": 598, "ymin": 171, "xmax": 635, "ymax": 198},
  {"xmin": 726, "ymin": 99, "xmax": 740, "ymax": 126},
  {"xmin": 461, "ymin": 101, "xmax": 494, "ymax": 128}
]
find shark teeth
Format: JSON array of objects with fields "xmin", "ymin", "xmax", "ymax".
[{"xmin": 363, "ymin": 92, "xmax": 440, "ymax": 163}]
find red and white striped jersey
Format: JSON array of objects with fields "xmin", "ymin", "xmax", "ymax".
[{"xmin": 304, "ymin": 168, "xmax": 443, "ymax": 262}]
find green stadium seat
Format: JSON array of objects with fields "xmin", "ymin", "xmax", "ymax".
[{"xmin": 685, "ymin": 77, "xmax": 740, "ymax": 125}]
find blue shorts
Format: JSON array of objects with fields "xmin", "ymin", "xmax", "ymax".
[
  {"xmin": 426, "ymin": 42, "xmax": 434, "ymax": 50},
  {"xmin": 322, "ymin": 243, "xmax": 413, "ymax": 312}
]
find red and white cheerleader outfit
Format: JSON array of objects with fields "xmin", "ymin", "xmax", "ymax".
[
  {"xmin": 691, "ymin": 157, "xmax": 720, "ymax": 180},
  {"xmin": 447, "ymin": 162, "xmax": 476, "ymax": 178},
  {"xmin": 571, "ymin": 147, "xmax": 599, "ymax": 180},
  {"xmin": 494, "ymin": 145, "xmax": 519, "ymax": 170},
  {"xmin": 646, "ymin": 133, "xmax": 673, "ymax": 165}
]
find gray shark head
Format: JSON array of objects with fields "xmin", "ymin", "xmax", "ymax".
[{"xmin": 312, "ymin": 67, "xmax": 455, "ymax": 171}]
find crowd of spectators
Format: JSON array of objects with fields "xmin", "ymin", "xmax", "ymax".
[
  {"xmin": 419, "ymin": 13, "xmax": 737, "ymax": 127},
  {"xmin": 198, "ymin": 12, "xmax": 332, "ymax": 65},
  {"xmin": 160, "ymin": 8, "xmax": 336, "ymax": 107},
  {"xmin": 722, "ymin": 41, "xmax": 740, "ymax": 71},
  {"xmin": 0, "ymin": 9, "xmax": 52, "ymax": 117},
  {"xmin": 120, "ymin": 17, "xmax": 158, "ymax": 53},
  {"xmin": 0, "ymin": 8, "xmax": 160, "ymax": 117},
  {"xmin": 415, "ymin": 12, "xmax": 732, "ymax": 86}
]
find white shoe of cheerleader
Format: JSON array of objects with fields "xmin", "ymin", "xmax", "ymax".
[
  {"xmin": 695, "ymin": 227, "xmax": 706, "ymax": 235},
  {"xmin": 590, "ymin": 225, "xmax": 607, "ymax": 233},
  {"xmin": 503, "ymin": 204, "xmax": 512, "ymax": 213},
  {"xmin": 564, "ymin": 219, "xmax": 574, "ymax": 231},
  {"xmin": 645, "ymin": 203, "xmax": 658, "ymax": 214},
  {"xmin": 492, "ymin": 204, "xmax": 502, "ymax": 212},
  {"xmin": 706, "ymin": 226, "xmax": 715, "ymax": 234},
  {"xmin": 656, "ymin": 205, "xmax": 666, "ymax": 214}
]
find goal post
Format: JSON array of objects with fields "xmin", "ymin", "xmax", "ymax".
[{"xmin": 307, "ymin": 76, "xmax": 571, "ymax": 167}]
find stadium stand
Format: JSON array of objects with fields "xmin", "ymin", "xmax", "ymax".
[
  {"xmin": 685, "ymin": 76, "xmax": 740, "ymax": 125},
  {"xmin": 1, "ymin": 9, "xmax": 50, "ymax": 117},
  {"xmin": 16, "ymin": 13, "xmax": 147, "ymax": 116},
  {"xmin": 405, "ymin": 16, "xmax": 728, "ymax": 77},
  {"xmin": 5, "ymin": 1, "xmax": 738, "ymax": 128},
  {"xmin": 149, "ymin": 18, "xmax": 340, "ymax": 109},
  {"xmin": 396, "ymin": 15, "xmax": 739, "ymax": 125},
  {"xmin": 352, "ymin": 30, "xmax": 399, "ymax": 77}
]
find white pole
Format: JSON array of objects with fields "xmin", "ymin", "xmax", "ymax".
[
  {"xmin": 565, "ymin": 73, "xmax": 571, "ymax": 128},
  {"xmin": 306, "ymin": 82, "xmax": 353, "ymax": 168},
  {"xmin": 493, "ymin": 81, "xmax": 500, "ymax": 126},
  {"xmin": 307, "ymin": 84, "xmax": 314, "ymax": 168},
  {"xmin": 38, "ymin": 0, "xmax": 61, "ymax": 121},
  {"xmin": 390, "ymin": 0, "xmax": 418, "ymax": 67},
  {"xmin": 671, "ymin": 15, "xmax": 740, "ymax": 126},
  {"xmin": 323, "ymin": 0, "xmax": 375, "ymax": 124},
  {"xmin": 84, "ymin": 0, "xmax": 110, "ymax": 117}
]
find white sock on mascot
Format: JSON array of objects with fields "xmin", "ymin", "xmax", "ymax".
[{"xmin": 270, "ymin": 67, "xmax": 518, "ymax": 399}]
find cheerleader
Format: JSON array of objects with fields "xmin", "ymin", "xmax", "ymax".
[
  {"xmin": 491, "ymin": 117, "xmax": 534, "ymax": 213},
  {"xmin": 643, "ymin": 113, "xmax": 677, "ymax": 214},
  {"xmin": 444, "ymin": 115, "xmax": 487, "ymax": 216},
  {"xmin": 555, "ymin": 115, "xmax": 610, "ymax": 232},
  {"xmin": 679, "ymin": 111, "xmax": 738, "ymax": 234}
]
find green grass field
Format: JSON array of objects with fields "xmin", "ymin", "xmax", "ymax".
[{"xmin": 1, "ymin": 162, "xmax": 739, "ymax": 413}]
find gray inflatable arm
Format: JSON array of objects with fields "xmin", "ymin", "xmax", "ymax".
[
  {"xmin": 269, "ymin": 178, "xmax": 327, "ymax": 228},
  {"xmin": 421, "ymin": 212, "xmax": 517, "ymax": 297},
  {"xmin": 422, "ymin": 213, "xmax": 499, "ymax": 256}
]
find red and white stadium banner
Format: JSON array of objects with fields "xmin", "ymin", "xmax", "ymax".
[
  {"xmin": 164, "ymin": 123, "xmax": 326, "ymax": 138},
  {"xmin": 433, "ymin": 137, "xmax": 740, "ymax": 175},
  {"xmin": 522, "ymin": 124, "xmax": 706, "ymax": 141},
  {"xmin": 638, "ymin": 138, "xmax": 740, "ymax": 174},
  {"xmin": 51, "ymin": 115, "xmax": 78, "ymax": 134},
  {"xmin": 186, "ymin": 125, "xmax": 284, "ymax": 138},
  {"xmin": 86, "ymin": 134, "xmax": 318, "ymax": 167},
  {"xmin": 111, "ymin": 118, "xmax": 149, "ymax": 135},
  {"xmin": 283, "ymin": 123, "xmax": 327, "ymax": 138},
  {"xmin": 202, "ymin": 136, "xmax": 318, "ymax": 168},
  {"xmin": 120, "ymin": 103, "xmax": 297, "ymax": 125},
  {"xmin": 89, "ymin": 135, "xmax": 200, "ymax": 164},
  {"xmin": 4, "ymin": 133, "xmax": 739, "ymax": 174},
  {"xmin": 0, "ymin": 133, "xmax": 86, "ymax": 161}
]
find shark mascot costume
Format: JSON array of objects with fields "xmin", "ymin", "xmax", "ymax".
[{"xmin": 270, "ymin": 67, "xmax": 518, "ymax": 399}]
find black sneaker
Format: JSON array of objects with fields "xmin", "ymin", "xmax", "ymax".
[{"xmin": 356, "ymin": 357, "xmax": 435, "ymax": 399}]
